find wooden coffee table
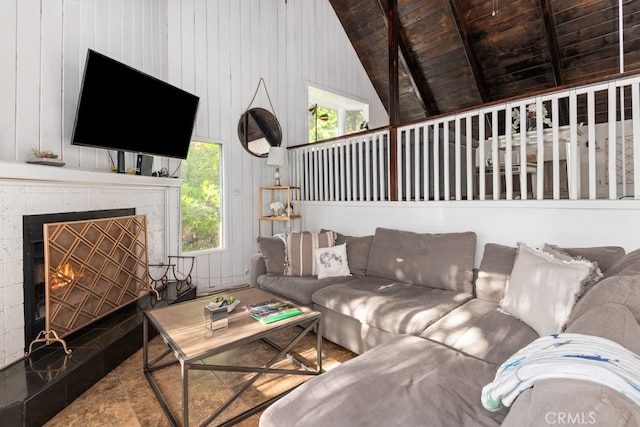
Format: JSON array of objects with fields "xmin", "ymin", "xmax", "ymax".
[{"xmin": 143, "ymin": 288, "xmax": 322, "ymax": 426}]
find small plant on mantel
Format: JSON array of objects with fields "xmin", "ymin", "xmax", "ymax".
[
  {"xmin": 28, "ymin": 146, "xmax": 65, "ymax": 166},
  {"xmin": 30, "ymin": 147, "xmax": 60, "ymax": 159}
]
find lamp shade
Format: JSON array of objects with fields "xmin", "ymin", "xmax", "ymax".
[{"xmin": 266, "ymin": 146, "xmax": 287, "ymax": 167}]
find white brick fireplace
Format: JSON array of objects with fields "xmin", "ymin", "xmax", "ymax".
[{"xmin": 0, "ymin": 161, "xmax": 181, "ymax": 369}]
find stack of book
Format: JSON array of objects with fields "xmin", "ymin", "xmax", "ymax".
[{"xmin": 242, "ymin": 299, "xmax": 303, "ymax": 324}]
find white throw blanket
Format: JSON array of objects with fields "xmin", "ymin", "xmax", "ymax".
[{"xmin": 481, "ymin": 333, "xmax": 640, "ymax": 412}]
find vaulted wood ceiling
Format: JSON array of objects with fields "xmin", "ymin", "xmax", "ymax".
[{"xmin": 329, "ymin": 0, "xmax": 640, "ymax": 124}]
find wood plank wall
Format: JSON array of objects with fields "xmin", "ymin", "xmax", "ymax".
[
  {"xmin": 166, "ymin": 0, "xmax": 387, "ymax": 291},
  {"xmin": 0, "ymin": 0, "xmax": 168, "ymax": 171},
  {"xmin": 1, "ymin": 0, "xmax": 386, "ymax": 292}
]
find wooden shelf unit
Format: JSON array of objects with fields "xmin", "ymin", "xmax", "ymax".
[{"xmin": 258, "ymin": 186, "xmax": 302, "ymax": 236}]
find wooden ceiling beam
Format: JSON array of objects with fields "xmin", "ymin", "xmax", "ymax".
[
  {"xmin": 447, "ymin": 0, "xmax": 489, "ymax": 103},
  {"xmin": 538, "ymin": 0, "xmax": 568, "ymax": 124},
  {"xmin": 538, "ymin": 0, "xmax": 565, "ymax": 87},
  {"xmin": 388, "ymin": 0, "xmax": 400, "ymax": 126},
  {"xmin": 376, "ymin": 0, "xmax": 438, "ymax": 117}
]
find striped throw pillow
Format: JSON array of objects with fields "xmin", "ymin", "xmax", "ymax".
[{"xmin": 284, "ymin": 231, "xmax": 336, "ymax": 276}]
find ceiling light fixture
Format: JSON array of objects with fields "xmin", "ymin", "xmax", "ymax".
[{"xmin": 492, "ymin": 0, "xmax": 498, "ymax": 16}]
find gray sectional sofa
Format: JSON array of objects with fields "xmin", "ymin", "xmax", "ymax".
[{"xmin": 249, "ymin": 227, "xmax": 640, "ymax": 426}]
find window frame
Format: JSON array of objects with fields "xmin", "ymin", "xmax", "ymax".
[
  {"xmin": 180, "ymin": 138, "xmax": 226, "ymax": 255},
  {"xmin": 308, "ymin": 85, "xmax": 369, "ymax": 143}
]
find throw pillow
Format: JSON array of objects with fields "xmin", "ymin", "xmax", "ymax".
[
  {"xmin": 475, "ymin": 243, "xmax": 518, "ymax": 303},
  {"xmin": 284, "ymin": 231, "xmax": 336, "ymax": 276},
  {"xmin": 256, "ymin": 235, "xmax": 286, "ymax": 275},
  {"xmin": 558, "ymin": 245, "xmax": 625, "ymax": 273},
  {"xmin": 322, "ymin": 229, "xmax": 374, "ymax": 277},
  {"xmin": 500, "ymin": 242, "xmax": 598, "ymax": 336},
  {"xmin": 541, "ymin": 243, "xmax": 603, "ymax": 292},
  {"xmin": 314, "ymin": 244, "xmax": 351, "ymax": 279}
]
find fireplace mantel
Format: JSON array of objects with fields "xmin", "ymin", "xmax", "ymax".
[{"xmin": 0, "ymin": 160, "xmax": 182, "ymax": 187}]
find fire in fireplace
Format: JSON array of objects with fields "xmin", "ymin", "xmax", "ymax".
[{"xmin": 50, "ymin": 262, "xmax": 83, "ymax": 291}]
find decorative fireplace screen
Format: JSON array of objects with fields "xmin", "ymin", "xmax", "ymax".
[{"xmin": 27, "ymin": 214, "xmax": 151, "ymax": 355}]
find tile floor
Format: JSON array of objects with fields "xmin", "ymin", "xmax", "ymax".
[{"xmin": 44, "ymin": 327, "xmax": 356, "ymax": 426}]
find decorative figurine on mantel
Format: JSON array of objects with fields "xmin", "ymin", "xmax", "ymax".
[{"xmin": 27, "ymin": 147, "xmax": 65, "ymax": 167}]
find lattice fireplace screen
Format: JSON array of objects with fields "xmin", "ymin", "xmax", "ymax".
[{"xmin": 26, "ymin": 214, "xmax": 151, "ymax": 355}]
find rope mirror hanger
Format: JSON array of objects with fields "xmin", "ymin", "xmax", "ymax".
[{"xmin": 237, "ymin": 78, "xmax": 282, "ymax": 158}]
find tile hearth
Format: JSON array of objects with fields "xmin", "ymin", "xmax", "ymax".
[{"xmin": 44, "ymin": 327, "xmax": 356, "ymax": 426}]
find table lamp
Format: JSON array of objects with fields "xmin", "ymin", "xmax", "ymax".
[{"xmin": 266, "ymin": 146, "xmax": 287, "ymax": 186}]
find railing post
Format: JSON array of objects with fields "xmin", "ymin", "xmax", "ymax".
[{"xmin": 390, "ymin": 127, "xmax": 398, "ymax": 201}]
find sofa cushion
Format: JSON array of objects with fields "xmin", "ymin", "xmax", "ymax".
[
  {"xmin": 257, "ymin": 274, "xmax": 355, "ymax": 306},
  {"xmin": 475, "ymin": 243, "xmax": 621, "ymax": 303},
  {"xmin": 422, "ymin": 299, "xmax": 538, "ymax": 365},
  {"xmin": 547, "ymin": 245, "xmax": 625, "ymax": 274},
  {"xmin": 501, "ymin": 378, "xmax": 640, "ymax": 427},
  {"xmin": 566, "ymin": 302, "xmax": 640, "ymax": 355},
  {"xmin": 312, "ymin": 277, "xmax": 472, "ymax": 335},
  {"xmin": 314, "ymin": 244, "xmax": 351, "ymax": 279},
  {"xmin": 499, "ymin": 295, "xmax": 640, "ymax": 426},
  {"xmin": 256, "ymin": 235, "xmax": 286, "ymax": 275},
  {"xmin": 284, "ymin": 230, "xmax": 336, "ymax": 276},
  {"xmin": 567, "ymin": 274, "xmax": 640, "ymax": 328},
  {"xmin": 333, "ymin": 232, "xmax": 374, "ymax": 277},
  {"xmin": 603, "ymin": 247, "xmax": 640, "ymax": 278},
  {"xmin": 541, "ymin": 244, "xmax": 604, "ymax": 292},
  {"xmin": 260, "ymin": 335, "xmax": 507, "ymax": 427},
  {"xmin": 500, "ymin": 242, "xmax": 597, "ymax": 336},
  {"xmin": 365, "ymin": 227, "xmax": 476, "ymax": 293},
  {"xmin": 475, "ymin": 243, "xmax": 517, "ymax": 303}
]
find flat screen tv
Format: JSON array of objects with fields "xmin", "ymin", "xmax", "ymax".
[{"xmin": 71, "ymin": 49, "xmax": 199, "ymax": 172}]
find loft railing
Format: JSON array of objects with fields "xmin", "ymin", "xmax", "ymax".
[
  {"xmin": 289, "ymin": 73, "xmax": 640, "ymax": 202},
  {"xmin": 289, "ymin": 130, "xmax": 390, "ymax": 202}
]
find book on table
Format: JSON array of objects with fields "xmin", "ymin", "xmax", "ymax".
[{"xmin": 242, "ymin": 299, "xmax": 303, "ymax": 324}]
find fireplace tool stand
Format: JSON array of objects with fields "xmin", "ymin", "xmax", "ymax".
[{"xmin": 148, "ymin": 256, "xmax": 195, "ymax": 306}]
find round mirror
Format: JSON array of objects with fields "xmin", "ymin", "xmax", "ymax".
[{"xmin": 237, "ymin": 108, "xmax": 282, "ymax": 157}]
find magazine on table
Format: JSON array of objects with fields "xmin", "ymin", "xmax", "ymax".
[{"xmin": 242, "ymin": 299, "xmax": 303, "ymax": 324}]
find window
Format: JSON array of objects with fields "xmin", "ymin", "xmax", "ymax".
[
  {"xmin": 308, "ymin": 86, "xmax": 369, "ymax": 143},
  {"xmin": 181, "ymin": 140, "xmax": 223, "ymax": 252}
]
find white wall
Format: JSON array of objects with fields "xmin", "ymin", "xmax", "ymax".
[
  {"xmin": 166, "ymin": 0, "xmax": 388, "ymax": 293},
  {"xmin": 302, "ymin": 200, "xmax": 640, "ymax": 266},
  {"xmin": 0, "ymin": 0, "xmax": 387, "ymax": 296},
  {"xmin": 0, "ymin": 0, "xmax": 170, "ymax": 172}
]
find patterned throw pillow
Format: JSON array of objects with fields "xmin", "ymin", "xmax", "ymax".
[
  {"xmin": 284, "ymin": 231, "xmax": 336, "ymax": 276},
  {"xmin": 314, "ymin": 244, "xmax": 351, "ymax": 279}
]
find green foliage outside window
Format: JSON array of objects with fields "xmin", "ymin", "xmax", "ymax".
[
  {"xmin": 346, "ymin": 110, "xmax": 365, "ymax": 134},
  {"xmin": 309, "ymin": 104, "xmax": 337, "ymax": 142},
  {"xmin": 181, "ymin": 141, "xmax": 222, "ymax": 252},
  {"xmin": 309, "ymin": 104, "xmax": 366, "ymax": 142}
]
